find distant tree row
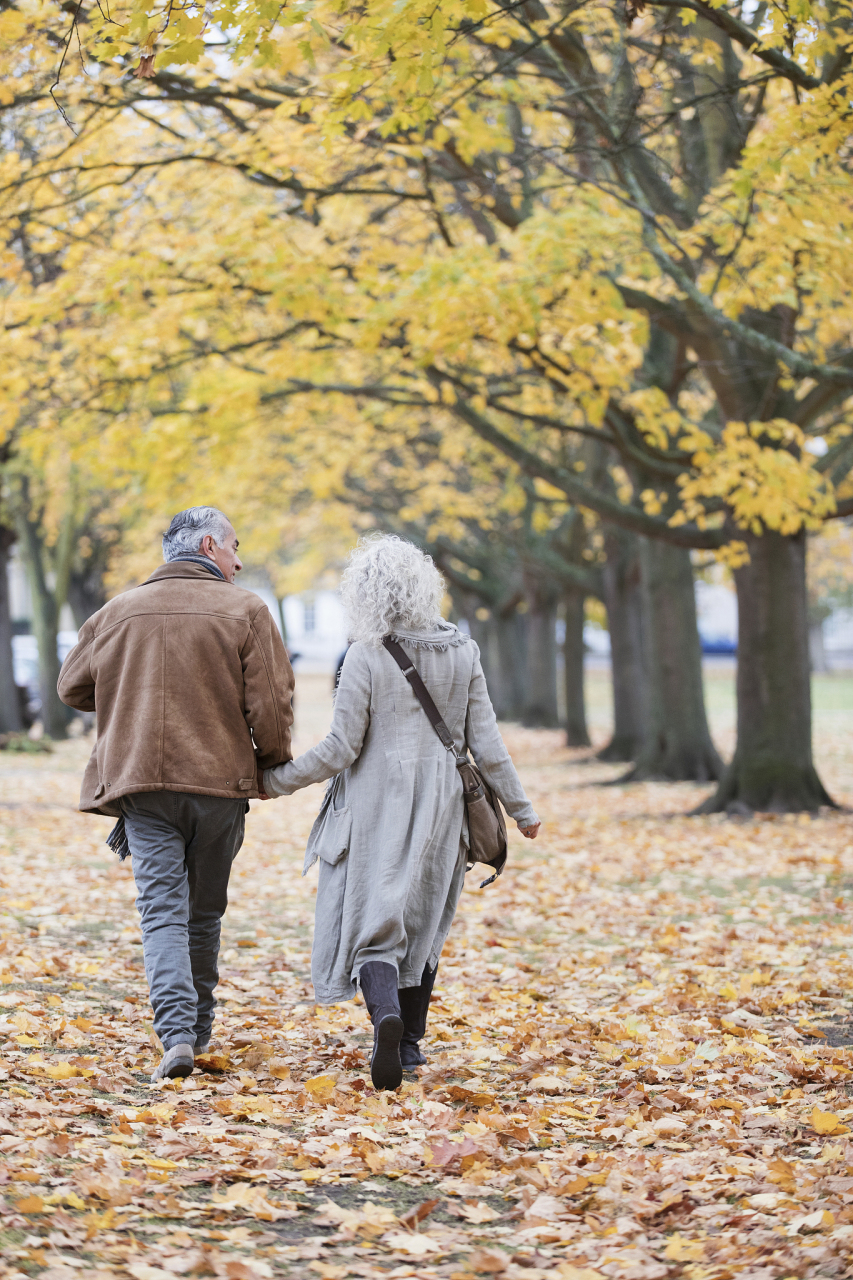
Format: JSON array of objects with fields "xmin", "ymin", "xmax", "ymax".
[{"xmin": 0, "ymin": 0, "xmax": 851, "ymax": 814}]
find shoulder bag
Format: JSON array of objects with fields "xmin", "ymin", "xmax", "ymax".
[{"xmin": 382, "ymin": 636, "xmax": 508, "ymax": 887}]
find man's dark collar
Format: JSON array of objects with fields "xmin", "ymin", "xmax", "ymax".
[{"xmin": 145, "ymin": 558, "xmax": 227, "ymax": 584}]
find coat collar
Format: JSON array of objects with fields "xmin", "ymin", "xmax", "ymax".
[
  {"xmin": 143, "ymin": 562, "xmax": 228, "ymax": 586},
  {"xmin": 389, "ymin": 620, "xmax": 469, "ymax": 650}
]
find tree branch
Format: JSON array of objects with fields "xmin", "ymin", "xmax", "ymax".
[{"xmin": 646, "ymin": 0, "xmax": 821, "ymax": 92}]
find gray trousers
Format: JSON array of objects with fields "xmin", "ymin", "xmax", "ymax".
[{"xmin": 121, "ymin": 792, "xmax": 246, "ymax": 1051}]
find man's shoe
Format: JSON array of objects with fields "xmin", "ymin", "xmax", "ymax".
[
  {"xmin": 359, "ymin": 961, "xmax": 403, "ymax": 1091},
  {"xmin": 398, "ymin": 962, "xmax": 437, "ymax": 1070},
  {"xmin": 151, "ymin": 1042, "xmax": 195, "ymax": 1082}
]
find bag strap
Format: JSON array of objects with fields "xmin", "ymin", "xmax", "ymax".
[{"xmin": 382, "ymin": 636, "xmax": 460, "ymax": 757}]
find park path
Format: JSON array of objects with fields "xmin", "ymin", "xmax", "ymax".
[{"xmin": 0, "ymin": 679, "xmax": 851, "ymax": 1279}]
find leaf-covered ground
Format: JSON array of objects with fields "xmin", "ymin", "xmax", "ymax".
[{"xmin": 1, "ymin": 671, "xmax": 852, "ymax": 1280}]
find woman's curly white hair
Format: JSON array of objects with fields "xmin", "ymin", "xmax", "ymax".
[{"xmin": 340, "ymin": 535, "xmax": 445, "ymax": 647}]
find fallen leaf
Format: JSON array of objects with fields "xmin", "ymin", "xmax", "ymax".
[
  {"xmin": 555, "ymin": 1267, "xmax": 606, "ymax": 1280},
  {"xmin": 528, "ymin": 1075, "xmax": 564, "ymax": 1093},
  {"xmin": 446, "ymin": 1084, "xmax": 496, "ymax": 1106},
  {"xmin": 653, "ymin": 1117, "xmax": 687, "ymax": 1136},
  {"xmin": 313, "ymin": 1198, "xmax": 398, "ymax": 1237},
  {"xmin": 399, "ymin": 1197, "xmax": 439, "ymax": 1228},
  {"xmin": 304, "ymin": 1073, "xmax": 337, "ymax": 1102},
  {"xmin": 466, "ymin": 1247, "xmax": 509, "ymax": 1274},
  {"xmin": 15, "ymin": 1195, "xmax": 46, "ymax": 1214},
  {"xmin": 210, "ymin": 1183, "xmax": 294, "ymax": 1221},
  {"xmin": 382, "ymin": 1231, "xmax": 443, "ymax": 1256},
  {"xmin": 127, "ymin": 1267, "xmax": 178, "ymax": 1280},
  {"xmin": 811, "ymin": 1106, "xmax": 849, "ymax": 1135},
  {"xmin": 663, "ymin": 1234, "xmax": 705, "ymax": 1261},
  {"xmin": 195, "ymin": 1051, "xmax": 231, "ymax": 1072},
  {"xmin": 458, "ymin": 1200, "xmax": 501, "ymax": 1224}
]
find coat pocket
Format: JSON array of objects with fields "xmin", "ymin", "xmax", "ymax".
[{"xmin": 304, "ymin": 798, "xmax": 352, "ymax": 873}]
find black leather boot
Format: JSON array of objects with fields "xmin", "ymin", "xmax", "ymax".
[
  {"xmin": 358, "ymin": 961, "xmax": 403, "ymax": 1090},
  {"xmin": 399, "ymin": 962, "xmax": 437, "ymax": 1068}
]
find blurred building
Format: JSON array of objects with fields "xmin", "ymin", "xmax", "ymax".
[{"xmin": 239, "ymin": 580, "xmax": 349, "ymax": 673}]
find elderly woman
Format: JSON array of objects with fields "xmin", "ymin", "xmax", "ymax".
[{"xmin": 260, "ymin": 536, "xmax": 539, "ymax": 1089}]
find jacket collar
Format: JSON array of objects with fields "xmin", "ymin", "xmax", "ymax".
[{"xmin": 143, "ymin": 562, "xmax": 228, "ymax": 586}]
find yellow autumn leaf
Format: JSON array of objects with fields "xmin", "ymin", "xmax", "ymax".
[
  {"xmin": 43, "ymin": 1062, "xmax": 85, "ymax": 1080},
  {"xmin": 811, "ymin": 1107, "xmax": 848, "ymax": 1135},
  {"xmin": 304, "ymin": 1073, "xmax": 337, "ymax": 1102},
  {"xmin": 663, "ymin": 1234, "xmax": 705, "ymax": 1261},
  {"xmin": 44, "ymin": 1190, "xmax": 87, "ymax": 1210},
  {"xmin": 137, "ymin": 1155, "xmax": 181, "ymax": 1170},
  {"xmin": 210, "ymin": 1183, "xmax": 295, "ymax": 1220}
]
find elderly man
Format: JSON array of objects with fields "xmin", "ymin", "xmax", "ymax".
[{"xmin": 58, "ymin": 507, "xmax": 294, "ymax": 1081}]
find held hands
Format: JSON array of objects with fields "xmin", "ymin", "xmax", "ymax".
[
  {"xmin": 518, "ymin": 822, "xmax": 540, "ymax": 840},
  {"xmin": 257, "ymin": 767, "xmax": 270, "ymax": 801}
]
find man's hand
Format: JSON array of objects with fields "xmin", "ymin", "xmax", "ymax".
[
  {"xmin": 257, "ymin": 767, "xmax": 270, "ymax": 801},
  {"xmin": 518, "ymin": 822, "xmax": 540, "ymax": 840}
]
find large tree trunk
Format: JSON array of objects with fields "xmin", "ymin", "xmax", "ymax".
[
  {"xmin": 522, "ymin": 591, "xmax": 559, "ymax": 728},
  {"xmin": 563, "ymin": 589, "xmax": 590, "ymax": 746},
  {"xmin": 598, "ymin": 533, "xmax": 648, "ymax": 761},
  {"xmin": 464, "ymin": 604, "xmax": 502, "ymax": 708},
  {"xmin": 626, "ymin": 539, "xmax": 723, "ymax": 782},
  {"xmin": 453, "ymin": 593, "xmax": 527, "ymax": 720},
  {"xmin": 0, "ymin": 528, "xmax": 22, "ymax": 734},
  {"xmin": 16, "ymin": 493, "xmax": 74, "ymax": 741},
  {"xmin": 699, "ymin": 530, "xmax": 833, "ymax": 813},
  {"xmin": 493, "ymin": 608, "xmax": 528, "ymax": 720},
  {"xmin": 25, "ymin": 567, "xmax": 66, "ymax": 740}
]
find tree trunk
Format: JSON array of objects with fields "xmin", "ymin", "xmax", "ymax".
[
  {"xmin": 0, "ymin": 528, "xmax": 22, "ymax": 734},
  {"xmin": 15, "ymin": 492, "xmax": 74, "ymax": 741},
  {"xmin": 563, "ymin": 589, "xmax": 590, "ymax": 746},
  {"xmin": 452, "ymin": 594, "xmax": 527, "ymax": 720},
  {"xmin": 466, "ymin": 605, "xmax": 525, "ymax": 721},
  {"xmin": 463, "ymin": 603, "xmax": 501, "ymax": 708},
  {"xmin": 522, "ymin": 593, "xmax": 559, "ymax": 727},
  {"xmin": 25, "ymin": 565, "xmax": 66, "ymax": 739},
  {"xmin": 598, "ymin": 533, "xmax": 648, "ymax": 761},
  {"xmin": 493, "ymin": 608, "xmax": 528, "ymax": 720},
  {"xmin": 627, "ymin": 539, "xmax": 723, "ymax": 782},
  {"xmin": 698, "ymin": 530, "xmax": 834, "ymax": 813}
]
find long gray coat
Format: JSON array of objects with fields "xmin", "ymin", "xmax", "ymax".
[{"xmin": 263, "ymin": 622, "xmax": 538, "ymax": 1005}]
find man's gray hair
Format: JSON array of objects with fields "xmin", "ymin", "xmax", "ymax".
[{"xmin": 162, "ymin": 507, "xmax": 232, "ymax": 561}]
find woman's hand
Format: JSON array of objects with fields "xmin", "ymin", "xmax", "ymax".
[{"xmin": 518, "ymin": 822, "xmax": 540, "ymax": 839}]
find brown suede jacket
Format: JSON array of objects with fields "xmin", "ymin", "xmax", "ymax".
[{"xmin": 57, "ymin": 562, "xmax": 294, "ymax": 816}]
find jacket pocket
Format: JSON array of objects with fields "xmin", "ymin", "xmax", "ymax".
[{"xmin": 304, "ymin": 799, "xmax": 352, "ymax": 872}]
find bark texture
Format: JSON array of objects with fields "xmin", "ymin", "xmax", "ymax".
[
  {"xmin": 15, "ymin": 493, "xmax": 72, "ymax": 741},
  {"xmin": 627, "ymin": 539, "xmax": 723, "ymax": 782},
  {"xmin": 0, "ymin": 528, "xmax": 22, "ymax": 734},
  {"xmin": 465, "ymin": 606, "xmax": 527, "ymax": 721},
  {"xmin": 521, "ymin": 589, "xmax": 559, "ymax": 728},
  {"xmin": 563, "ymin": 589, "xmax": 590, "ymax": 747},
  {"xmin": 598, "ymin": 533, "xmax": 648, "ymax": 761},
  {"xmin": 699, "ymin": 530, "xmax": 834, "ymax": 813}
]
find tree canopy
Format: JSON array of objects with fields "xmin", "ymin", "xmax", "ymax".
[{"xmin": 1, "ymin": 0, "xmax": 851, "ymax": 804}]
